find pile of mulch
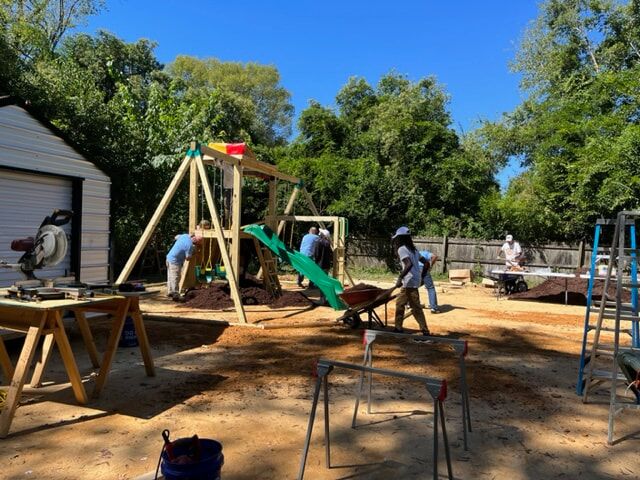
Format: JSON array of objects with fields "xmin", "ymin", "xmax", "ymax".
[
  {"xmin": 509, "ymin": 277, "xmax": 630, "ymax": 305},
  {"xmin": 270, "ymin": 291, "xmax": 313, "ymax": 308},
  {"xmin": 343, "ymin": 283, "xmax": 380, "ymax": 292},
  {"xmin": 182, "ymin": 283, "xmax": 311, "ymax": 310}
]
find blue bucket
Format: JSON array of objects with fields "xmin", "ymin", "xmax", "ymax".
[
  {"xmin": 161, "ymin": 438, "xmax": 224, "ymax": 480},
  {"xmin": 118, "ymin": 316, "xmax": 138, "ymax": 348}
]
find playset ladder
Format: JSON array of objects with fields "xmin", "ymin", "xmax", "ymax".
[
  {"xmin": 577, "ymin": 219, "xmax": 639, "ymax": 395},
  {"xmin": 581, "ymin": 211, "xmax": 640, "ymax": 444},
  {"xmin": 253, "ymin": 238, "xmax": 281, "ymax": 297}
]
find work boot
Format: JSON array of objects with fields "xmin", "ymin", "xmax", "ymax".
[{"xmin": 413, "ymin": 331, "xmax": 434, "ymax": 343}]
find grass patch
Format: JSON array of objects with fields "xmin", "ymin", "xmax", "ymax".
[{"xmin": 348, "ymin": 265, "xmax": 396, "ymax": 282}]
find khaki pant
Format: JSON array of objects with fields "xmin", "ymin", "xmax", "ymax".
[
  {"xmin": 166, "ymin": 261, "xmax": 182, "ymax": 296},
  {"xmin": 394, "ymin": 287, "xmax": 429, "ymax": 332}
]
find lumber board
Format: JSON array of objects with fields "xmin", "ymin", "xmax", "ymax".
[
  {"xmin": 0, "ymin": 312, "xmax": 46, "ymax": 437},
  {"xmin": 231, "ymin": 163, "xmax": 242, "ymax": 283},
  {"xmin": 74, "ymin": 310, "xmax": 101, "ymax": 368},
  {"xmin": 195, "ymin": 156, "xmax": 247, "ymax": 323},
  {"xmin": 189, "ymin": 160, "xmax": 198, "ymax": 233},
  {"xmin": 201, "ymin": 144, "xmax": 299, "ymax": 183},
  {"xmin": 268, "ymin": 179, "xmax": 278, "ymax": 231},
  {"xmin": 29, "ymin": 332, "xmax": 55, "ymax": 388},
  {"xmin": 0, "ymin": 336, "xmax": 14, "ymax": 381},
  {"xmin": 116, "ymin": 152, "xmax": 193, "ymax": 284},
  {"xmin": 277, "ymin": 186, "xmax": 300, "ymax": 237}
]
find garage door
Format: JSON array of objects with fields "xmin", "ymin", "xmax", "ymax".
[{"xmin": 0, "ymin": 169, "xmax": 73, "ymax": 287}]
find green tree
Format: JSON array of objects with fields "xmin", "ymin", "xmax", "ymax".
[
  {"xmin": 167, "ymin": 56, "xmax": 294, "ymax": 146},
  {"xmin": 479, "ymin": 0, "xmax": 640, "ymax": 242},
  {"xmin": 281, "ymin": 72, "xmax": 500, "ymax": 237},
  {"xmin": 0, "ymin": 0, "xmax": 104, "ymax": 60}
]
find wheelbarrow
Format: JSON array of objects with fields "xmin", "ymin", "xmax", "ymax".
[{"xmin": 337, "ymin": 287, "xmax": 397, "ymax": 329}]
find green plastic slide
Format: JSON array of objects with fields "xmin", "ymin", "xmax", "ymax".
[{"xmin": 244, "ymin": 224, "xmax": 346, "ymax": 310}]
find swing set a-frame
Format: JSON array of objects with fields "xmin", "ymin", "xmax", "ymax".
[{"xmin": 116, "ymin": 141, "xmax": 352, "ymax": 323}]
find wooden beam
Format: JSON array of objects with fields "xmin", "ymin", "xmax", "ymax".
[
  {"xmin": 267, "ymin": 179, "xmax": 277, "ymax": 231},
  {"xmin": 231, "ymin": 163, "xmax": 242, "ymax": 283},
  {"xmin": 196, "ymin": 155, "xmax": 247, "ymax": 323},
  {"xmin": 0, "ymin": 337, "xmax": 14, "ymax": 381},
  {"xmin": 271, "ymin": 215, "xmax": 342, "ymax": 223},
  {"xmin": 201, "ymin": 144, "xmax": 300, "ymax": 184},
  {"xmin": 277, "ymin": 186, "xmax": 300, "ymax": 237},
  {"xmin": 116, "ymin": 152, "xmax": 193, "ymax": 284},
  {"xmin": 300, "ymin": 187, "xmax": 325, "ymax": 225},
  {"xmin": 0, "ymin": 312, "xmax": 46, "ymax": 437},
  {"xmin": 198, "ymin": 229, "xmax": 253, "ymax": 239},
  {"xmin": 189, "ymin": 160, "xmax": 198, "ymax": 233}
]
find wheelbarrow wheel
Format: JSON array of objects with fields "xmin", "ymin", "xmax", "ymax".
[{"xmin": 343, "ymin": 313, "xmax": 361, "ymax": 329}]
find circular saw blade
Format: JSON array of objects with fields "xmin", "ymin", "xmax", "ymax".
[{"xmin": 36, "ymin": 225, "xmax": 68, "ymax": 267}]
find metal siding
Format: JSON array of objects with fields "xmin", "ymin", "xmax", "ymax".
[
  {"xmin": 0, "ymin": 106, "xmax": 110, "ymax": 182},
  {"xmin": 0, "ymin": 171, "xmax": 72, "ymax": 286},
  {"xmin": 0, "ymin": 106, "xmax": 111, "ymax": 284}
]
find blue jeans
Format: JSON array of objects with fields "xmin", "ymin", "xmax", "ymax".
[{"xmin": 422, "ymin": 272, "xmax": 438, "ymax": 310}]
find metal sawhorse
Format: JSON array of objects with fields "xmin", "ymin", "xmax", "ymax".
[
  {"xmin": 352, "ymin": 329, "xmax": 472, "ymax": 450},
  {"xmin": 297, "ymin": 358, "xmax": 453, "ymax": 480}
]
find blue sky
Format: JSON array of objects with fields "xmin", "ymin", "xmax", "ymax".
[{"xmin": 80, "ymin": 0, "xmax": 541, "ymax": 187}]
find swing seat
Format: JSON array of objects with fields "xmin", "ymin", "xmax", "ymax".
[{"xmin": 215, "ymin": 264, "xmax": 226, "ymax": 279}]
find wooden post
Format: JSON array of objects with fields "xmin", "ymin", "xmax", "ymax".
[
  {"xmin": 577, "ymin": 240, "xmax": 585, "ymax": 270},
  {"xmin": 231, "ymin": 163, "xmax": 243, "ymax": 283},
  {"xmin": 267, "ymin": 178, "xmax": 277, "ymax": 231},
  {"xmin": 277, "ymin": 185, "xmax": 300, "ymax": 237},
  {"xmin": 332, "ymin": 218, "xmax": 340, "ymax": 281},
  {"xmin": 300, "ymin": 187, "xmax": 328, "ymax": 230},
  {"xmin": 196, "ymin": 155, "xmax": 247, "ymax": 323},
  {"xmin": 189, "ymin": 160, "xmax": 198, "ymax": 233},
  {"xmin": 0, "ymin": 312, "xmax": 46, "ymax": 437},
  {"xmin": 116, "ymin": 151, "xmax": 193, "ymax": 284},
  {"xmin": 441, "ymin": 235, "xmax": 449, "ymax": 274}
]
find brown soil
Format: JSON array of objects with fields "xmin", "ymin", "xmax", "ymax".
[
  {"xmin": 269, "ymin": 290, "xmax": 312, "ymax": 308},
  {"xmin": 510, "ymin": 276, "xmax": 630, "ymax": 305},
  {"xmin": 343, "ymin": 283, "xmax": 380, "ymax": 292},
  {"xmin": 1, "ymin": 282, "xmax": 638, "ymax": 479},
  {"xmin": 182, "ymin": 283, "xmax": 311, "ymax": 310}
]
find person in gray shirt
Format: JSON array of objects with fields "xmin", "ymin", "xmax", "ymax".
[{"xmin": 392, "ymin": 226, "xmax": 431, "ymax": 339}]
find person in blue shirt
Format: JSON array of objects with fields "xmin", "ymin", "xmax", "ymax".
[
  {"xmin": 297, "ymin": 226, "xmax": 319, "ymax": 288},
  {"xmin": 166, "ymin": 232, "xmax": 203, "ymax": 298},
  {"xmin": 419, "ymin": 249, "xmax": 440, "ymax": 313}
]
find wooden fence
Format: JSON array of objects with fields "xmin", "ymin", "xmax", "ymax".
[{"xmin": 347, "ymin": 236, "xmax": 592, "ymax": 275}]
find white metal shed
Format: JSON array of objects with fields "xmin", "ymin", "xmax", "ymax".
[{"xmin": 0, "ymin": 98, "xmax": 111, "ymax": 286}]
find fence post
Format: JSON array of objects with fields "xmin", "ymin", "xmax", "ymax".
[
  {"xmin": 577, "ymin": 240, "xmax": 585, "ymax": 270},
  {"xmin": 441, "ymin": 235, "xmax": 449, "ymax": 274}
]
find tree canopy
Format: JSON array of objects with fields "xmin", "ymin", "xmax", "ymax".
[
  {"xmin": 479, "ymin": 0, "xmax": 640, "ymax": 242},
  {"xmin": 2, "ymin": 0, "xmax": 639, "ymax": 271},
  {"xmin": 277, "ymin": 74, "xmax": 501, "ymax": 237}
]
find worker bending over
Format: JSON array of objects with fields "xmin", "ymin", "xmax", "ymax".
[{"xmin": 165, "ymin": 220, "xmax": 209, "ymax": 298}]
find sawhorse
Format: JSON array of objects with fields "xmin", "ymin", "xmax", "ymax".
[
  {"xmin": 353, "ymin": 329, "xmax": 472, "ymax": 450},
  {"xmin": 298, "ymin": 359, "xmax": 453, "ymax": 480}
]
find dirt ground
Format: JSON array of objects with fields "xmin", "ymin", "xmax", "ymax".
[{"xmin": 1, "ymin": 280, "xmax": 639, "ymax": 479}]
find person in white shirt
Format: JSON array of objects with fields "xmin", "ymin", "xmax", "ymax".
[
  {"xmin": 392, "ymin": 226, "xmax": 431, "ymax": 339},
  {"xmin": 500, "ymin": 234, "xmax": 523, "ymax": 268}
]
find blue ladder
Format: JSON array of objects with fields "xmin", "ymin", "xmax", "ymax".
[{"xmin": 576, "ymin": 218, "xmax": 638, "ymax": 395}]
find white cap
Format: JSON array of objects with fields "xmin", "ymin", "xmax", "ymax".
[
  {"xmin": 506, "ymin": 234, "xmax": 513, "ymax": 242},
  {"xmin": 392, "ymin": 226, "xmax": 410, "ymax": 239},
  {"xmin": 319, "ymin": 229, "xmax": 331, "ymax": 238}
]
